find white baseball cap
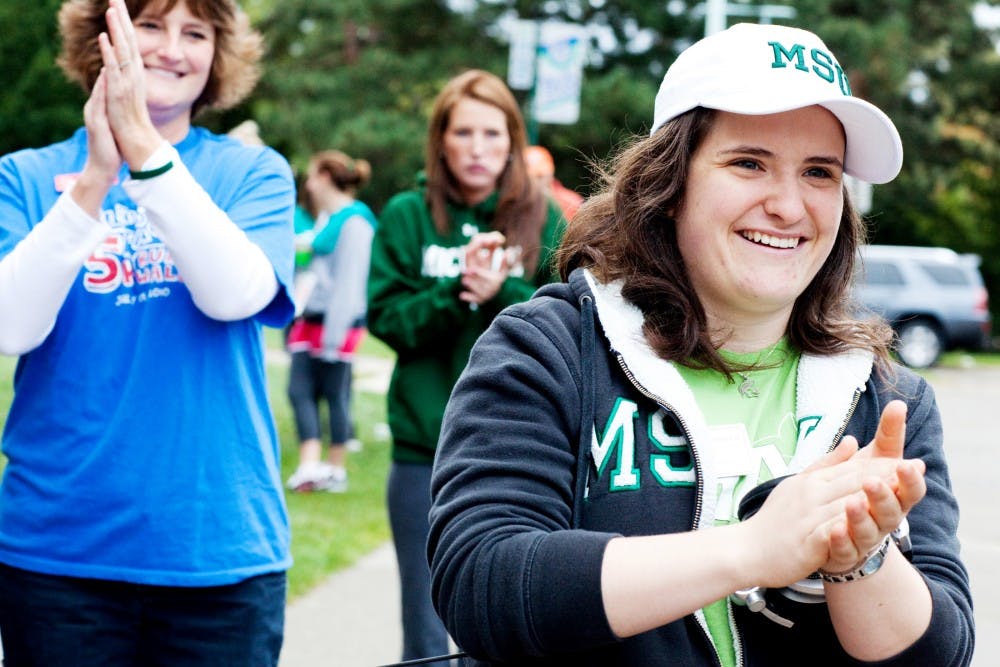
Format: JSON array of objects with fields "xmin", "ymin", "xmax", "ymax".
[{"xmin": 651, "ymin": 23, "xmax": 903, "ymax": 184}]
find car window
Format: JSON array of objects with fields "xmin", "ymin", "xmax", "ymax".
[
  {"xmin": 858, "ymin": 260, "xmax": 905, "ymax": 286},
  {"xmin": 916, "ymin": 261, "xmax": 971, "ymax": 286}
]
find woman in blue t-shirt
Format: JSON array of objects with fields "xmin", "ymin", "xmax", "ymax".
[{"xmin": 0, "ymin": 1, "xmax": 295, "ymax": 665}]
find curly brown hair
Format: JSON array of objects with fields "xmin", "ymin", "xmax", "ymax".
[
  {"xmin": 57, "ymin": 0, "xmax": 262, "ymax": 117},
  {"xmin": 557, "ymin": 107, "xmax": 894, "ymax": 375},
  {"xmin": 424, "ymin": 69, "xmax": 549, "ymax": 274}
]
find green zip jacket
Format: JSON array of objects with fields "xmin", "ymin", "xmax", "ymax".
[{"xmin": 367, "ymin": 186, "xmax": 565, "ymax": 463}]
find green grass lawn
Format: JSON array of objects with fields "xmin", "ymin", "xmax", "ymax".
[
  {"xmin": 0, "ymin": 355, "xmax": 12, "ymax": 432},
  {"xmin": 939, "ymin": 349, "xmax": 1000, "ymax": 367},
  {"xmin": 0, "ymin": 334, "xmax": 395, "ymax": 602}
]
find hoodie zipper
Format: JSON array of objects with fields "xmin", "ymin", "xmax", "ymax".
[
  {"xmin": 829, "ymin": 388, "xmax": 863, "ymax": 453},
  {"xmin": 613, "ymin": 353, "xmax": 739, "ymax": 667},
  {"xmin": 613, "ymin": 354, "xmax": 706, "ymax": 528}
]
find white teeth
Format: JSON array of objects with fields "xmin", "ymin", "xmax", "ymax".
[
  {"xmin": 742, "ymin": 231, "xmax": 799, "ymax": 249},
  {"xmin": 149, "ymin": 67, "xmax": 183, "ymax": 78}
]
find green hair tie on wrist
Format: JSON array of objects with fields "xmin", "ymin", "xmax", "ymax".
[{"xmin": 129, "ymin": 161, "xmax": 174, "ymax": 180}]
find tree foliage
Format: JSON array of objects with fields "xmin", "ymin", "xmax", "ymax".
[
  {"xmin": 0, "ymin": 0, "xmax": 86, "ymax": 157},
  {"xmin": 240, "ymin": 0, "xmax": 509, "ymax": 208},
  {"xmin": 789, "ymin": 0, "xmax": 1000, "ymax": 306}
]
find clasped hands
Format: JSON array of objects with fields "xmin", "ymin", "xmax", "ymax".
[
  {"xmin": 740, "ymin": 400, "xmax": 925, "ymax": 588},
  {"xmin": 459, "ymin": 231, "xmax": 516, "ymax": 307},
  {"xmin": 81, "ymin": 0, "xmax": 162, "ymax": 189}
]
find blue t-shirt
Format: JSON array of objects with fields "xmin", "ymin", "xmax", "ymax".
[{"xmin": 0, "ymin": 127, "xmax": 295, "ymax": 585}]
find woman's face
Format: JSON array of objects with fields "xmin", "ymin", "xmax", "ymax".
[
  {"xmin": 442, "ymin": 97, "xmax": 511, "ymax": 205},
  {"xmin": 304, "ymin": 163, "xmax": 323, "ymax": 198},
  {"xmin": 133, "ymin": 0, "xmax": 216, "ymax": 123},
  {"xmin": 674, "ymin": 106, "xmax": 846, "ymax": 333},
  {"xmin": 304, "ymin": 162, "xmax": 336, "ymax": 201}
]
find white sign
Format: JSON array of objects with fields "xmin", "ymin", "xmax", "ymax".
[
  {"xmin": 507, "ymin": 20, "xmax": 538, "ymax": 90},
  {"xmin": 532, "ymin": 22, "xmax": 588, "ymax": 125}
]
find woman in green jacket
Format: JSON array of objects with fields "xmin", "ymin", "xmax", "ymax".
[{"xmin": 367, "ymin": 69, "xmax": 565, "ymax": 666}]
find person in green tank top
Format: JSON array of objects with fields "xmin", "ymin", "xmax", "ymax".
[{"xmin": 367, "ymin": 69, "xmax": 565, "ymax": 666}]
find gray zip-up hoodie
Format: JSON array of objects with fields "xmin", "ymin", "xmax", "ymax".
[{"xmin": 429, "ymin": 268, "xmax": 973, "ymax": 666}]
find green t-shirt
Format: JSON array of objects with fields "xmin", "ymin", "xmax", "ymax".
[{"xmin": 674, "ymin": 339, "xmax": 800, "ymax": 667}]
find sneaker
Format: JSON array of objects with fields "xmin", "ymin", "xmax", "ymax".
[
  {"xmin": 286, "ymin": 462, "xmax": 335, "ymax": 493},
  {"xmin": 346, "ymin": 438, "xmax": 363, "ymax": 453},
  {"xmin": 317, "ymin": 466, "xmax": 348, "ymax": 493}
]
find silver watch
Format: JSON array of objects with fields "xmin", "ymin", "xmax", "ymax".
[{"xmin": 819, "ymin": 534, "xmax": 892, "ymax": 583}]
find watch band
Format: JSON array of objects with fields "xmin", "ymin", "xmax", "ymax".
[{"xmin": 819, "ymin": 534, "xmax": 892, "ymax": 583}]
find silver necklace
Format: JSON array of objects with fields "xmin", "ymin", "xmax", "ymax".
[
  {"xmin": 736, "ymin": 374, "xmax": 761, "ymax": 399},
  {"xmin": 734, "ymin": 343, "xmax": 782, "ymax": 399}
]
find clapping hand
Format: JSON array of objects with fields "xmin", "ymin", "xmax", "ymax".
[
  {"xmin": 96, "ymin": 0, "xmax": 161, "ymax": 169},
  {"xmin": 460, "ymin": 231, "xmax": 510, "ymax": 307},
  {"xmin": 737, "ymin": 401, "xmax": 925, "ymax": 589},
  {"xmin": 81, "ymin": 69, "xmax": 121, "ymax": 191},
  {"xmin": 821, "ymin": 400, "xmax": 926, "ymax": 574}
]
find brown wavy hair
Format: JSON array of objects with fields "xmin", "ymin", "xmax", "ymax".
[
  {"xmin": 425, "ymin": 69, "xmax": 548, "ymax": 274},
  {"xmin": 557, "ymin": 107, "xmax": 894, "ymax": 374},
  {"xmin": 57, "ymin": 0, "xmax": 263, "ymax": 117},
  {"xmin": 310, "ymin": 150, "xmax": 371, "ymax": 195}
]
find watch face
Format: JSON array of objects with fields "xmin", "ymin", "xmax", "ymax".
[
  {"xmin": 819, "ymin": 536, "xmax": 892, "ymax": 583},
  {"xmin": 861, "ymin": 551, "xmax": 885, "ymax": 576}
]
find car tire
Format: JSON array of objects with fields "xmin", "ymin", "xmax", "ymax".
[{"xmin": 895, "ymin": 319, "xmax": 945, "ymax": 369}]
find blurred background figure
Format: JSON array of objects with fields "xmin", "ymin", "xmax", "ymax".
[
  {"xmin": 367, "ymin": 69, "xmax": 566, "ymax": 666},
  {"xmin": 285, "ymin": 150, "xmax": 377, "ymax": 493},
  {"xmin": 524, "ymin": 144, "xmax": 584, "ymax": 221},
  {"xmin": 227, "ymin": 118, "xmax": 265, "ymax": 147}
]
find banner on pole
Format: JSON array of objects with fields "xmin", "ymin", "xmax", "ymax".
[
  {"xmin": 507, "ymin": 20, "xmax": 538, "ymax": 90},
  {"xmin": 532, "ymin": 22, "xmax": 588, "ymax": 125}
]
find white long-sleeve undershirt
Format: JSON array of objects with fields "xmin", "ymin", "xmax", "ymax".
[
  {"xmin": 122, "ymin": 142, "xmax": 278, "ymax": 321},
  {"xmin": 0, "ymin": 142, "xmax": 279, "ymax": 356},
  {"xmin": 0, "ymin": 193, "xmax": 108, "ymax": 355}
]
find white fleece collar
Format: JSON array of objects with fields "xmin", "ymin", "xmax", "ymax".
[
  {"xmin": 790, "ymin": 349, "xmax": 873, "ymax": 471},
  {"xmin": 583, "ymin": 270, "xmax": 873, "ymax": 529}
]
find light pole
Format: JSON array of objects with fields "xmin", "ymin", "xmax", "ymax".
[
  {"xmin": 704, "ymin": 0, "xmax": 729, "ymax": 36},
  {"xmin": 701, "ymin": 0, "xmax": 797, "ymax": 36}
]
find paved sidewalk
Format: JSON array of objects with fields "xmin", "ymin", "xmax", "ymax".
[
  {"xmin": 280, "ymin": 543, "xmax": 402, "ymax": 667},
  {"xmin": 279, "ymin": 350, "xmax": 404, "ymax": 667}
]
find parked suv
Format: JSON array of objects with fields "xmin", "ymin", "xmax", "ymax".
[{"xmin": 854, "ymin": 245, "xmax": 992, "ymax": 368}]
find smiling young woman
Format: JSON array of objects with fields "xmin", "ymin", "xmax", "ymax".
[
  {"xmin": 427, "ymin": 24, "xmax": 973, "ymax": 667},
  {"xmin": 674, "ymin": 107, "xmax": 846, "ymax": 350}
]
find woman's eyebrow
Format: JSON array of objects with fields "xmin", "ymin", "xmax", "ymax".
[{"xmin": 717, "ymin": 146, "xmax": 844, "ymax": 169}]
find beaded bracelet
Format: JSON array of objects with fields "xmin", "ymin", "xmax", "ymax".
[{"xmin": 129, "ymin": 161, "xmax": 174, "ymax": 180}]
